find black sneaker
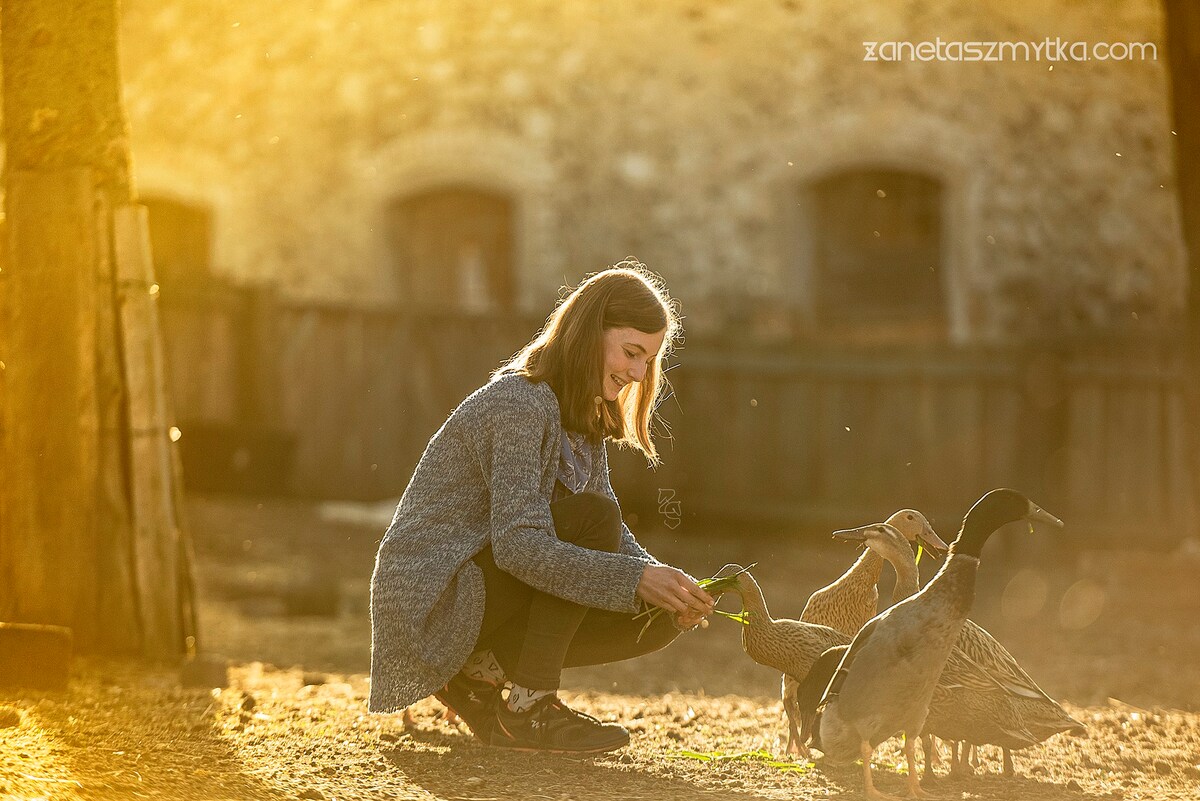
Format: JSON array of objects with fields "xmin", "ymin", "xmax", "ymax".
[
  {"xmin": 489, "ymin": 695, "xmax": 630, "ymax": 753},
  {"xmin": 433, "ymin": 673, "xmax": 501, "ymax": 740}
]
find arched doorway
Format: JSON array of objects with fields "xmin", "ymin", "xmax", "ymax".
[{"xmin": 387, "ymin": 187, "xmax": 516, "ymax": 313}]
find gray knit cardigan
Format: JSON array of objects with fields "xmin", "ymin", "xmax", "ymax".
[{"xmin": 368, "ymin": 373, "xmax": 656, "ymax": 713}]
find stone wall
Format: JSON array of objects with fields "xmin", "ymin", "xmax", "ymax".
[{"xmin": 119, "ymin": 0, "xmax": 1188, "ymax": 342}]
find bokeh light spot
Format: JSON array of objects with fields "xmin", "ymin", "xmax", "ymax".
[
  {"xmin": 1059, "ymin": 578, "xmax": 1106, "ymax": 630},
  {"xmin": 1001, "ymin": 568, "xmax": 1048, "ymax": 622}
]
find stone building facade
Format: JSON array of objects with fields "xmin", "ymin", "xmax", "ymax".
[{"xmin": 119, "ymin": 0, "xmax": 1187, "ymax": 343}]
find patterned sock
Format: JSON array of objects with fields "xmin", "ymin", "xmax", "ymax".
[
  {"xmin": 506, "ymin": 683, "xmax": 553, "ymax": 713},
  {"xmin": 459, "ymin": 649, "xmax": 506, "ymax": 686}
]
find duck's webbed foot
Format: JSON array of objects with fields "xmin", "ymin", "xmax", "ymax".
[
  {"xmin": 861, "ymin": 741, "xmax": 902, "ymax": 801},
  {"xmin": 786, "ymin": 735, "xmax": 810, "ymax": 758}
]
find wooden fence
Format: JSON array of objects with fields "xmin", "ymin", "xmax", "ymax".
[
  {"xmin": 158, "ymin": 295, "xmax": 1197, "ymax": 541},
  {"xmin": 646, "ymin": 344, "xmax": 1195, "ymax": 544}
]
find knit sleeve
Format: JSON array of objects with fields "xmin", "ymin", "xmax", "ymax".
[
  {"xmin": 594, "ymin": 441, "xmax": 660, "ymax": 565},
  {"xmin": 479, "ymin": 391, "xmax": 646, "ymax": 613}
]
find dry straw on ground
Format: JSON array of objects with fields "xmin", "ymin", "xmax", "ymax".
[{"xmin": 3, "ymin": 496, "xmax": 1200, "ymax": 800}]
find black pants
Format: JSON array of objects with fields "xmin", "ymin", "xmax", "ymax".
[{"xmin": 471, "ymin": 490, "xmax": 681, "ymax": 690}]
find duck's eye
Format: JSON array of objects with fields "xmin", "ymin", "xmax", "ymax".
[{"xmin": 906, "ymin": 514, "xmax": 914, "ymax": 520}]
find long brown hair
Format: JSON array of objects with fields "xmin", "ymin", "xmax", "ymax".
[{"xmin": 494, "ymin": 259, "xmax": 681, "ymax": 464}]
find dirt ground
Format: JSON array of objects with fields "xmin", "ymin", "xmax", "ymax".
[{"xmin": 3, "ymin": 494, "xmax": 1200, "ymax": 801}]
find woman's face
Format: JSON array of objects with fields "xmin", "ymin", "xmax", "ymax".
[{"xmin": 600, "ymin": 326, "xmax": 666, "ymax": 402}]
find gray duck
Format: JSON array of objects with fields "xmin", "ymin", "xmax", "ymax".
[
  {"xmin": 784, "ymin": 521, "xmax": 931, "ymax": 756},
  {"xmin": 810, "ymin": 489, "xmax": 1062, "ymax": 801}
]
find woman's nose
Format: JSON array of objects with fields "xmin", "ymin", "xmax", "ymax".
[{"xmin": 630, "ymin": 362, "xmax": 647, "ymax": 382}]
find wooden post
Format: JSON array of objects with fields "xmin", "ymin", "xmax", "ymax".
[
  {"xmin": 0, "ymin": 0, "xmax": 191, "ymax": 657},
  {"xmin": 114, "ymin": 205, "xmax": 195, "ymax": 657},
  {"xmin": 93, "ymin": 191, "xmax": 142, "ymax": 654},
  {"xmin": 1163, "ymin": 1, "xmax": 1200, "ymax": 538},
  {"xmin": 0, "ymin": 171, "xmax": 111, "ymax": 643}
]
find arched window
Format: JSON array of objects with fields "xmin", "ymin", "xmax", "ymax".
[
  {"xmin": 811, "ymin": 169, "xmax": 945, "ymax": 338},
  {"xmin": 387, "ymin": 187, "xmax": 515, "ymax": 312},
  {"xmin": 141, "ymin": 196, "xmax": 213, "ymax": 289}
]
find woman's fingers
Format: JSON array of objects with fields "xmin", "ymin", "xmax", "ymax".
[
  {"xmin": 659, "ymin": 593, "xmax": 688, "ymax": 614},
  {"xmin": 683, "ymin": 582, "xmax": 715, "ymax": 610},
  {"xmin": 674, "ymin": 576, "xmax": 714, "ymax": 612},
  {"xmin": 637, "ymin": 564, "xmax": 715, "ymax": 616}
]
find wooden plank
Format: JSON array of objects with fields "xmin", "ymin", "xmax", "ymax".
[
  {"xmin": 1164, "ymin": 387, "xmax": 1198, "ymax": 535},
  {"xmin": 817, "ymin": 379, "xmax": 872, "ymax": 507},
  {"xmin": 726, "ymin": 369, "xmax": 759, "ymax": 505},
  {"xmin": 754, "ymin": 376, "xmax": 789, "ymax": 502},
  {"xmin": 939, "ymin": 380, "xmax": 984, "ymax": 506},
  {"xmin": 871, "ymin": 375, "xmax": 920, "ymax": 505},
  {"xmin": 113, "ymin": 203, "xmax": 185, "ymax": 657},
  {"xmin": 0, "ymin": 170, "xmax": 104, "ymax": 634},
  {"xmin": 93, "ymin": 193, "xmax": 140, "ymax": 653},
  {"xmin": 981, "ymin": 381, "xmax": 1023, "ymax": 489},
  {"xmin": 345, "ymin": 311, "xmax": 370, "ymax": 495},
  {"xmin": 274, "ymin": 307, "xmax": 314, "ymax": 434},
  {"xmin": 1064, "ymin": 380, "xmax": 1106, "ymax": 516},
  {"xmin": 689, "ymin": 370, "xmax": 732, "ymax": 506},
  {"xmin": 913, "ymin": 375, "xmax": 942, "ymax": 504},
  {"xmin": 295, "ymin": 312, "xmax": 342, "ymax": 496},
  {"xmin": 775, "ymin": 378, "xmax": 818, "ymax": 511},
  {"xmin": 0, "ymin": 216, "xmax": 6, "ymax": 612},
  {"xmin": 1103, "ymin": 386, "xmax": 1147, "ymax": 523},
  {"xmin": 1136, "ymin": 384, "xmax": 1164, "ymax": 520}
]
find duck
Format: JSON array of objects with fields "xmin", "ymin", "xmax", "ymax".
[
  {"xmin": 929, "ymin": 620, "xmax": 1086, "ymax": 776},
  {"xmin": 790, "ymin": 514, "xmax": 1079, "ymax": 781},
  {"xmin": 920, "ymin": 649, "xmax": 1039, "ymax": 779},
  {"xmin": 800, "ymin": 509, "xmax": 948, "ymax": 637},
  {"xmin": 789, "ymin": 521, "xmax": 1028, "ymax": 765},
  {"xmin": 784, "ymin": 521, "xmax": 932, "ymax": 755},
  {"xmin": 713, "ymin": 565, "xmax": 851, "ymax": 685},
  {"xmin": 794, "ymin": 593, "xmax": 1077, "ymax": 782},
  {"xmin": 809, "ymin": 489, "xmax": 1062, "ymax": 801}
]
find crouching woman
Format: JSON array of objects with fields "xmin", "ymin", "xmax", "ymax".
[{"xmin": 368, "ymin": 262, "xmax": 714, "ymax": 754}]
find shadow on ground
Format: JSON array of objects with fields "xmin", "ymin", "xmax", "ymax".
[{"xmin": 389, "ymin": 729, "xmax": 780, "ymax": 801}]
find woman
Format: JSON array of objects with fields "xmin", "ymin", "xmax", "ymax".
[{"xmin": 369, "ymin": 261, "xmax": 714, "ymax": 754}]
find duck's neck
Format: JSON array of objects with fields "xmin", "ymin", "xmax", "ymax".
[
  {"xmin": 835, "ymin": 548, "xmax": 884, "ymax": 593},
  {"xmin": 921, "ymin": 552, "xmax": 979, "ymax": 620},
  {"xmin": 886, "ymin": 552, "xmax": 921, "ymax": 604},
  {"xmin": 737, "ymin": 572, "xmax": 773, "ymax": 623},
  {"xmin": 950, "ymin": 512, "xmax": 1005, "ymax": 558}
]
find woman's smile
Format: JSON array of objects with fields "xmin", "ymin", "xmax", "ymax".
[{"xmin": 601, "ymin": 326, "xmax": 666, "ymax": 401}]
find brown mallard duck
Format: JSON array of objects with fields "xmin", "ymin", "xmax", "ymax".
[
  {"xmin": 932, "ymin": 620, "xmax": 1086, "ymax": 775},
  {"xmin": 921, "ymin": 649, "xmax": 1039, "ymax": 779},
  {"xmin": 800, "ymin": 509, "xmax": 947, "ymax": 637},
  {"xmin": 713, "ymin": 565, "xmax": 851, "ymax": 684}
]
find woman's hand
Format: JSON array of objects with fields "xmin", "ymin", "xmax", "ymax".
[
  {"xmin": 673, "ymin": 607, "xmax": 710, "ymax": 630},
  {"xmin": 636, "ymin": 564, "xmax": 715, "ymax": 622}
]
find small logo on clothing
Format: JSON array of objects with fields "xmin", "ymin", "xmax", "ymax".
[{"xmin": 658, "ymin": 488, "xmax": 682, "ymax": 530}]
